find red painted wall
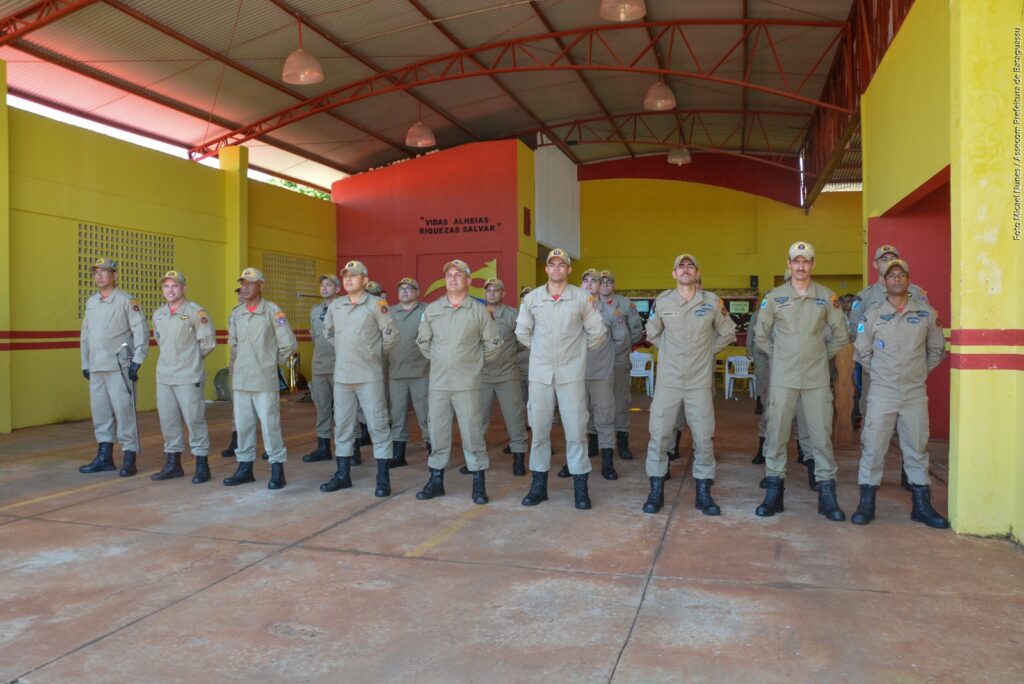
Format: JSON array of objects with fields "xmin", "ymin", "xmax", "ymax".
[
  {"xmin": 867, "ymin": 176, "xmax": 951, "ymax": 438},
  {"xmin": 331, "ymin": 141, "xmax": 522, "ymax": 301}
]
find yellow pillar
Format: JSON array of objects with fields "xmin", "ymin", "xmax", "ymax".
[
  {"xmin": 949, "ymin": 1, "xmax": 1024, "ymax": 541},
  {"xmin": 0, "ymin": 60, "xmax": 12, "ymax": 434},
  {"xmin": 219, "ymin": 146, "xmax": 248, "ymax": 367}
]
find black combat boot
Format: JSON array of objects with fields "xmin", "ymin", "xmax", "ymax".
[
  {"xmin": 851, "ymin": 484, "xmax": 877, "ymax": 525},
  {"xmin": 642, "ymin": 476, "xmax": 665, "ymax": 514},
  {"xmin": 358, "ymin": 422, "xmax": 371, "ymax": 446},
  {"xmin": 572, "ymin": 473, "xmax": 592, "ymax": 510},
  {"xmin": 374, "ymin": 458, "xmax": 391, "ymax": 497},
  {"xmin": 557, "ymin": 464, "xmax": 571, "ymax": 478},
  {"xmin": 351, "ymin": 439, "xmax": 362, "ymax": 466},
  {"xmin": 759, "ymin": 476, "xmax": 768, "ymax": 489},
  {"xmin": 192, "ymin": 456, "xmax": 210, "ymax": 484},
  {"xmin": 221, "ymin": 431, "xmax": 237, "ymax": 458},
  {"xmin": 755, "ymin": 476, "xmax": 785, "ymax": 517},
  {"xmin": 796, "ymin": 442, "xmax": 806, "ymax": 465},
  {"xmin": 268, "ymin": 463, "xmax": 286, "ymax": 490},
  {"xmin": 79, "ymin": 442, "xmax": 115, "ymax": 473},
  {"xmin": 261, "ymin": 452, "xmax": 268, "ymax": 460},
  {"xmin": 119, "ymin": 451, "xmax": 138, "ymax": 477},
  {"xmin": 320, "ymin": 457, "xmax": 352, "ymax": 492},
  {"xmin": 151, "ymin": 452, "xmax": 184, "ymax": 481},
  {"xmin": 416, "ymin": 468, "xmax": 445, "ymax": 500},
  {"xmin": 695, "ymin": 479, "xmax": 721, "ymax": 516},
  {"xmin": 223, "ymin": 461, "xmax": 255, "ymax": 486},
  {"xmin": 667, "ymin": 430, "xmax": 682, "ymax": 461},
  {"xmin": 587, "ymin": 433, "xmax": 599, "ymax": 458},
  {"xmin": 521, "ymin": 471, "xmax": 549, "ymax": 506},
  {"xmin": 901, "ymin": 461, "xmax": 912, "ymax": 491},
  {"xmin": 755, "ymin": 396, "xmax": 764, "ymax": 414},
  {"xmin": 503, "ymin": 444, "xmax": 512, "ymax": 454},
  {"xmin": 391, "ymin": 441, "xmax": 408, "ymax": 468},
  {"xmin": 472, "ymin": 470, "xmax": 489, "ymax": 505},
  {"xmin": 512, "ymin": 452, "xmax": 526, "ymax": 477},
  {"xmin": 616, "ymin": 431, "xmax": 634, "ymax": 460},
  {"xmin": 805, "ymin": 457, "xmax": 818, "ymax": 491},
  {"xmin": 751, "ymin": 437, "xmax": 765, "ymax": 464},
  {"xmin": 910, "ymin": 485, "xmax": 950, "ymax": 528},
  {"xmin": 817, "ymin": 479, "xmax": 846, "ymax": 521},
  {"xmin": 600, "ymin": 448, "xmax": 618, "ymax": 480},
  {"xmin": 665, "ymin": 461, "xmax": 671, "ymax": 480},
  {"xmin": 302, "ymin": 438, "xmax": 332, "ymax": 463},
  {"xmin": 426, "ymin": 441, "xmax": 432, "ymax": 456}
]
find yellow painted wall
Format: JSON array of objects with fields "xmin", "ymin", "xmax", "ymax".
[
  {"xmin": 3, "ymin": 107, "xmax": 336, "ymax": 431},
  {"xmin": 577, "ymin": 180, "xmax": 862, "ymax": 295}
]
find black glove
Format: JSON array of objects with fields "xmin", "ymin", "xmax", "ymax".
[
  {"xmin": 82, "ymin": 369, "xmax": 90, "ymax": 380},
  {"xmin": 128, "ymin": 363, "xmax": 140, "ymax": 382}
]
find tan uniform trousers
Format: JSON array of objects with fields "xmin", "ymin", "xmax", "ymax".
[
  {"xmin": 528, "ymin": 381, "xmax": 591, "ymax": 475},
  {"xmin": 613, "ymin": 361, "xmax": 631, "ymax": 432},
  {"xmin": 647, "ymin": 387, "xmax": 716, "ymax": 479},
  {"xmin": 758, "ymin": 397, "xmax": 811, "ymax": 458},
  {"xmin": 859, "ymin": 384, "xmax": 931, "ymax": 486},
  {"xmin": 157, "ymin": 381, "xmax": 210, "ymax": 455},
  {"xmin": 585, "ymin": 377, "xmax": 616, "ymax": 449},
  {"xmin": 334, "ymin": 381, "xmax": 391, "ymax": 460},
  {"xmin": 481, "ymin": 379, "xmax": 529, "ymax": 452},
  {"xmin": 763, "ymin": 385, "xmax": 837, "ymax": 480},
  {"xmin": 233, "ymin": 390, "xmax": 286, "ymax": 463},
  {"xmin": 390, "ymin": 376, "xmax": 430, "ymax": 443},
  {"xmin": 89, "ymin": 370, "xmax": 139, "ymax": 451},
  {"xmin": 426, "ymin": 389, "xmax": 489, "ymax": 471},
  {"xmin": 310, "ymin": 374, "xmax": 334, "ymax": 440}
]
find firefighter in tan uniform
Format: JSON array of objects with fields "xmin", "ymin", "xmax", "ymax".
[
  {"xmin": 598, "ymin": 270, "xmax": 644, "ymax": 460},
  {"xmin": 303, "ymin": 274, "xmax": 340, "ymax": 464},
  {"xmin": 79, "ymin": 257, "xmax": 150, "ymax": 477},
  {"xmin": 851, "ymin": 259, "xmax": 949, "ymax": 528},
  {"xmin": 642, "ymin": 254, "xmax": 736, "ymax": 515},
  {"xmin": 754, "ymin": 242, "xmax": 849, "ymax": 521},
  {"xmin": 388, "ymin": 277, "xmax": 430, "ymax": 468},
  {"xmin": 320, "ymin": 260, "xmax": 398, "ymax": 497},
  {"xmin": 416, "ymin": 260, "xmax": 501, "ymax": 504},
  {"xmin": 477, "ymin": 277, "xmax": 529, "ymax": 477},
  {"xmin": 150, "ymin": 270, "xmax": 216, "ymax": 483},
  {"xmin": 516, "ymin": 249, "xmax": 607, "ymax": 510},
  {"xmin": 223, "ymin": 268, "xmax": 297, "ymax": 489}
]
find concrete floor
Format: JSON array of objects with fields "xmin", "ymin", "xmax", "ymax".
[{"xmin": 0, "ymin": 392, "xmax": 1021, "ymax": 683}]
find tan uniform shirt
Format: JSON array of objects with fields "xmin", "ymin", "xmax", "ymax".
[
  {"xmin": 481, "ymin": 304, "xmax": 522, "ymax": 384},
  {"xmin": 515, "ymin": 284, "xmax": 608, "ymax": 385},
  {"xmin": 603, "ymin": 293, "xmax": 644, "ymax": 358},
  {"xmin": 585, "ymin": 298, "xmax": 621, "ymax": 381},
  {"xmin": 324, "ymin": 292, "xmax": 398, "ymax": 383},
  {"xmin": 754, "ymin": 281, "xmax": 849, "ymax": 390},
  {"xmin": 854, "ymin": 295, "xmax": 945, "ymax": 389},
  {"xmin": 645, "ymin": 289, "xmax": 737, "ymax": 389},
  {"xmin": 80, "ymin": 288, "xmax": 149, "ymax": 371},
  {"xmin": 417, "ymin": 296, "xmax": 501, "ymax": 391},
  {"xmin": 310, "ymin": 300, "xmax": 336, "ymax": 375},
  {"xmin": 389, "ymin": 301, "xmax": 430, "ymax": 379},
  {"xmin": 152, "ymin": 300, "xmax": 216, "ymax": 385},
  {"xmin": 228, "ymin": 299, "xmax": 298, "ymax": 392},
  {"xmin": 848, "ymin": 280, "xmax": 925, "ymax": 342}
]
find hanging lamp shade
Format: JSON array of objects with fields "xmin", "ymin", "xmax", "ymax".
[
  {"xmin": 644, "ymin": 80, "xmax": 676, "ymax": 110},
  {"xmin": 282, "ymin": 15, "xmax": 323, "ymax": 85},
  {"xmin": 599, "ymin": 0, "xmax": 646, "ymax": 22},
  {"xmin": 667, "ymin": 147, "xmax": 692, "ymax": 166},
  {"xmin": 405, "ymin": 121, "xmax": 436, "ymax": 148}
]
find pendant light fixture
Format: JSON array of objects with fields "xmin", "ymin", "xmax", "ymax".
[
  {"xmin": 405, "ymin": 102, "xmax": 436, "ymax": 148},
  {"xmin": 599, "ymin": 0, "xmax": 647, "ymax": 22},
  {"xmin": 644, "ymin": 80, "xmax": 676, "ymax": 110},
  {"xmin": 282, "ymin": 14, "xmax": 324, "ymax": 85},
  {"xmin": 667, "ymin": 147, "xmax": 692, "ymax": 166}
]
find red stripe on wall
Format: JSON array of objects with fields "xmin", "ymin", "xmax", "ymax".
[
  {"xmin": 950, "ymin": 329, "xmax": 1024, "ymax": 346},
  {"xmin": 0, "ymin": 330, "xmax": 81, "ymax": 339},
  {"xmin": 950, "ymin": 353, "xmax": 1024, "ymax": 371},
  {"xmin": 0, "ymin": 341, "xmax": 81, "ymax": 351}
]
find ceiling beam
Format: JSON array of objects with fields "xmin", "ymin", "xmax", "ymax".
[
  {"xmin": 0, "ymin": 0, "xmax": 99, "ymax": 46},
  {"xmin": 403, "ymin": 0, "xmax": 582, "ymax": 165},
  {"xmin": 11, "ymin": 40, "xmax": 358, "ymax": 176},
  {"xmin": 102, "ymin": 0, "xmax": 411, "ymax": 156},
  {"xmin": 264, "ymin": 0, "xmax": 481, "ymax": 143}
]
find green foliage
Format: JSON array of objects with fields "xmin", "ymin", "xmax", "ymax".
[{"xmin": 266, "ymin": 177, "xmax": 331, "ymax": 202}]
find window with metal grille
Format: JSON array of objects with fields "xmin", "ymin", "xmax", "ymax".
[
  {"xmin": 78, "ymin": 223, "xmax": 175, "ymax": 319},
  {"xmin": 262, "ymin": 251, "xmax": 316, "ymax": 327}
]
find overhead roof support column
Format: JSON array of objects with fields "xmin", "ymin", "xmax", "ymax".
[
  {"xmin": 0, "ymin": 60, "xmax": 11, "ymax": 433},
  {"xmin": 220, "ymin": 146, "xmax": 248, "ymax": 367}
]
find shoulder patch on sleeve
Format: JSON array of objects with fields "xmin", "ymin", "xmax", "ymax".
[
  {"xmin": 130, "ymin": 299, "xmax": 141, "ymax": 312},
  {"xmin": 831, "ymin": 294, "xmax": 840, "ymax": 309},
  {"xmin": 274, "ymin": 310, "xmax": 288, "ymax": 326},
  {"xmin": 378, "ymin": 300, "xmax": 389, "ymax": 314},
  {"xmin": 851, "ymin": 298, "xmax": 860, "ymax": 310},
  {"xmin": 760, "ymin": 298, "xmax": 767, "ymax": 309},
  {"xmin": 856, "ymin": 321, "xmax": 865, "ymax": 334},
  {"xmin": 196, "ymin": 309, "xmax": 209, "ymax": 325}
]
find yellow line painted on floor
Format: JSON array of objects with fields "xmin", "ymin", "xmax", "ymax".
[
  {"xmin": 0, "ymin": 470, "xmax": 159, "ymax": 512},
  {"xmin": 404, "ymin": 504, "xmax": 491, "ymax": 559}
]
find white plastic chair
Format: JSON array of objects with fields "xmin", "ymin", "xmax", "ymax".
[
  {"xmin": 630, "ymin": 351, "xmax": 655, "ymax": 396},
  {"xmin": 725, "ymin": 355, "xmax": 756, "ymax": 400}
]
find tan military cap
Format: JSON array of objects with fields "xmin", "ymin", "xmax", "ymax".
[
  {"xmin": 160, "ymin": 270, "xmax": 186, "ymax": 285},
  {"xmin": 365, "ymin": 281, "xmax": 383, "ymax": 295},
  {"xmin": 599, "ymin": 269, "xmax": 615, "ymax": 281},
  {"xmin": 92, "ymin": 256, "xmax": 118, "ymax": 272},
  {"xmin": 546, "ymin": 248, "xmax": 571, "ymax": 265},
  {"xmin": 875, "ymin": 244, "xmax": 900, "ymax": 261},
  {"xmin": 519, "ymin": 286, "xmax": 532, "ymax": 298},
  {"xmin": 580, "ymin": 268, "xmax": 600, "ymax": 281},
  {"xmin": 341, "ymin": 260, "xmax": 368, "ymax": 277},
  {"xmin": 788, "ymin": 241, "xmax": 815, "ymax": 260},
  {"xmin": 396, "ymin": 277, "xmax": 420, "ymax": 290},
  {"xmin": 443, "ymin": 259, "xmax": 471, "ymax": 276},
  {"xmin": 319, "ymin": 274, "xmax": 341, "ymax": 287},
  {"xmin": 883, "ymin": 258, "xmax": 910, "ymax": 276},
  {"xmin": 238, "ymin": 267, "xmax": 265, "ymax": 283},
  {"xmin": 673, "ymin": 253, "xmax": 699, "ymax": 269},
  {"xmin": 484, "ymin": 277, "xmax": 504, "ymax": 290}
]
